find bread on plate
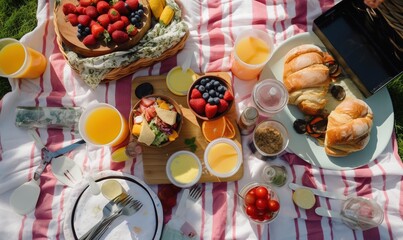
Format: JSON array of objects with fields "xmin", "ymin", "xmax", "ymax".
[
  {"xmin": 283, "ymin": 44, "xmax": 331, "ymax": 115},
  {"xmin": 324, "ymin": 97, "xmax": 373, "ymax": 157}
]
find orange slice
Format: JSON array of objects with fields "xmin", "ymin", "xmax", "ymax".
[
  {"xmin": 201, "ymin": 116, "xmax": 226, "ymax": 142},
  {"xmin": 223, "ymin": 116, "xmax": 236, "ymax": 139}
]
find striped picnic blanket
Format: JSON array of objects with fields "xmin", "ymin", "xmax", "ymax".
[{"xmin": 0, "ymin": 0, "xmax": 402, "ymax": 239}]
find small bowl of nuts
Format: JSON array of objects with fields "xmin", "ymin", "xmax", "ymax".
[{"xmin": 251, "ymin": 120, "xmax": 289, "ymax": 159}]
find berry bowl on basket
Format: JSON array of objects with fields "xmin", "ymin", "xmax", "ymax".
[
  {"xmin": 130, "ymin": 95, "xmax": 183, "ymax": 147},
  {"xmin": 239, "ymin": 183, "xmax": 280, "ymax": 224},
  {"xmin": 187, "ymin": 75, "xmax": 234, "ymax": 121}
]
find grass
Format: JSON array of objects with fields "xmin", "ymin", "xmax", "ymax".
[{"xmin": 0, "ymin": 0, "xmax": 402, "ymax": 159}]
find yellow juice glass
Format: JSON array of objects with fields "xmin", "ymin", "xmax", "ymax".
[
  {"xmin": 0, "ymin": 38, "xmax": 47, "ymax": 79},
  {"xmin": 204, "ymin": 138, "xmax": 242, "ymax": 178},
  {"xmin": 231, "ymin": 29, "xmax": 274, "ymax": 81},
  {"xmin": 79, "ymin": 103, "xmax": 129, "ymax": 147}
]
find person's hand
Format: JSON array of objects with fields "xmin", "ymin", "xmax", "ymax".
[{"xmin": 364, "ymin": 0, "xmax": 384, "ymax": 8}]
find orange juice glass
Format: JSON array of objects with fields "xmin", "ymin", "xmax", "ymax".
[
  {"xmin": 0, "ymin": 38, "xmax": 47, "ymax": 79},
  {"xmin": 231, "ymin": 29, "xmax": 274, "ymax": 81},
  {"xmin": 204, "ymin": 138, "xmax": 242, "ymax": 178},
  {"xmin": 79, "ymin": 103, "xmax": 129, "ymax": 147}
]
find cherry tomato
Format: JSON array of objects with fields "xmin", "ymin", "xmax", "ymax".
[
  {"xmin": 255, "ymin": 198, "xmax": 267, "ymax": 210},
  {"xmin": 268, "ymin": 199, "xmax": 280, "ymax": 212},
  {"xmin": 255, "ymin": 186, "xmax": 269, "ymax": 199},
  {"xmin": 247, "ymin": 187, "xmax": 257, "ymax": 196},
  {"xmin": 244, "ymin": 193, "xmax": 256, "ymax": 206},
  {"xmin": 246, "ymin": 205, "xmax": 257, "ymax": 218},
  {"xmin": 264, "ymin": 212, "xmax": 273, "ymax": 220}
]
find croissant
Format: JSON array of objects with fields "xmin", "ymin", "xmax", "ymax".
[
  {"xmin": 325, "ymin": 97, "xmax": 373, "ymax": 157},
  {"xmin": 283, "ymin": 44, "xmax": 330, "ymax": 115}
]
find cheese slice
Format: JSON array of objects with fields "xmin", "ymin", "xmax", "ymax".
[
  {"xmin": 155, "ymin": 107, "xmax": 177, "ymax": 125},
  {"xmin": 138, "ymin": 120, "xmax": 155, "ymax": 146}
]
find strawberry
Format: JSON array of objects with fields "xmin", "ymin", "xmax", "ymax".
[
  {"xmin": 111, "ymin": 30, "xmax": 129, "ymax": 43},
  {"xmin": 107, "ymin": 24, "xmax": 117, "ymax": 34},
  {"xmin": 223, "ymin": 90, "xmax": 234, "ymax": 101},
  {"xmin": 79, "ymin": 0, "xmax": 92, "ymax": 7},
  {"xmin": 120, "ymin": 16, "xmax": 130, "ymax": 26},
  {"xmin": 96, "ymin": 1, "xmax": 110, "ymax": 14},
  {"xmin": 82, "ymin": 34, "xmax": 97, "ymax": 46},
  {"xmin": 76, "ymin": 6, "xmax": 86, "ymax": 15},
  {"xmin": 217, "ymin": 99, "xmax": 229, "ymax": 113},
  {"xmin": 85, "ymin": 5, "xmax": 98, "ymax": 19},
  {"xmin": 90, "ymin": 20, "xmax": 97, "ymax": 27},
  {"xmin": 62, "ymin": 3, "xmax": 77, "ymax": 15},
  {"xmin": 125, "ymin": 0, "xmax": 139, "ymax": 10},
  {"xmin": 205, "ymin": 103, "xmax": 218, "ymax": 119},
  {"xmin": 126, "ymin": 24, "xmax": 138, "ymax": 36},
  {"xmin": 113, "ymin": 1, "xmax": 128, "ymax": 15},
  {"xmin": 190, "ymin": 88, "xmax": 202, "ymax": 99},
  {"xmin": 91, "ymin": 23, "xmax": 105, "ymax": 39},
  {"xmin": 111, "ymin": 20, "xmax": 125, "ymax": 30},
  {"xmin": 140, "ymin": 97, "xmax": 155, "ymax": 107},
  {"xmin": 91, "ymin": 0, "xmax": 100, "ymax": 4},
  {"xmin": 189, "ymin": 98, "xmax": 206, "ymax": 116},
  {"xmin": 97, "ymin": 14, "xmax": 110, "ymax": 28},
  {"xmin": 108, "ymin": 8, "xmax": 121, "ymax": 22},
  {"xmin": 67, "ymin": 13, "xmax": 79, "ymax": 26},
  {"xmin": 77, "ymin": 15, "xmax": 92, "ymax": 26}
]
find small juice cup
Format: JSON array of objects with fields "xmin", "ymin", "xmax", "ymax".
[
  {"xmin": 0, "ymin": 38, "xmax": 47, "ymax": 79},
  {"xmin": 204, "ymin": 138, "xmax": 242, "ymax": 178},
  {"xmin": 166, "ymin": 150, "xmax": 202, "ymax": 188},
  {"xmin": 231, "ymin": 29, "xmax": 274, "ymax": 81},
  {"xmin": 79, "ymin": 103, "xmax": 129, "ymax": 147}
]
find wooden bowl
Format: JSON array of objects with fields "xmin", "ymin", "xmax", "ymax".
[
  {"xmin": 54, "ymin": 0, "xmax": 151, "ymax": 57},
  {"xmin": 187, "ymin": 75, "xmax": 234, "ymax": 121},
  {"xmin": 129, "ymin": 95, "xmax": 183, "ymax": 147}
]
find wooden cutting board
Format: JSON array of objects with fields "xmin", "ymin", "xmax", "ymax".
[{"xmin": 131, "ymin": 72, "xmax": 243, "ymax": 184}]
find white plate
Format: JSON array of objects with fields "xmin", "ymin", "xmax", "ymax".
[
  {"xmin": 63, "ymin": 171, "xmax": 163, "ymax": 240},
  {"xmin": 260, "ymin": 32, "xmax": 394, "ymax": 170}
]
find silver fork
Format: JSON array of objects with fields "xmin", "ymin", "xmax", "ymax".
[
  {"xmin": 79, "ymin": 195, "xmax": 133, "ymax": 240},
  {"xmin": 92, "ymin": 199, "xmax": 143, "ymax": 240},
  {"xmin": 189, "ymin": 185, "xmax": 202, "ymax": 202}
]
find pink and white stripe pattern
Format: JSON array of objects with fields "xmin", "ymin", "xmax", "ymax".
[{"xmin": 0, "ymin": 0, "xmax": 402, "ymax": 239}]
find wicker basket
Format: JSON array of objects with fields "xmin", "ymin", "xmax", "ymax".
[{"xmin": 53, "ymin": 0, "xmax": 189, "ymax": 82}]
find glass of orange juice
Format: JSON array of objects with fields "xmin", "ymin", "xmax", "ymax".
[
  {"xmin": 231, "ymin": 29, "xmax": 274, "ymax": 81},
  {"xmin": 0, "ymin": 38, "xmax": 47, "ymax": 79},
  {"xmin": 79, "ymin": 103, "xmax": 129, "ymax": 147},
  {"xmin": 204, "ymin": 138, "xmax": 242, "ymax": 178}
]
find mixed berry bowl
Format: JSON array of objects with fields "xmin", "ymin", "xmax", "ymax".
[{"xmin": 187, "ymin": 75, "xmax": 234, "ymax": 121}]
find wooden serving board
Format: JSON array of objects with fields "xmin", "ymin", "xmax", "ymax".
[
  {"xmin": 54, "ymin": 0, "xmax": 151, "ymax": 57},
  {"xmin": 131, "ymin": 73, "xmax": 243, "ymax": 184}
]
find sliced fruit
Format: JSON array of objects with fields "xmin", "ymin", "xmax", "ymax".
[
  {"xmin": 292, "ymin": 188, "xmax": 316, "ymax": 209},
  {"xmin": 201, "ymin": 116, "xmax": 226, "ymax": 142},
  {"xmin": 223, "ymin": 116, "xmax": 236, "ymax": 139},
  {"xmin": 111, "ymin": 146, "xmax": 130, "ymax": 162}
]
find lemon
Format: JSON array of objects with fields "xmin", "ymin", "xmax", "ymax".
[
  {"xmin": 292, "ymin": 188, "xmax": 316, "ymax": 209},
  {"xmin": 111, "ymin": 147, "xmax": 130, "ymax": 162}
]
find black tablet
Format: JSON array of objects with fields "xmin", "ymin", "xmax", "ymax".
[{"xmin": 313, "ymin": 0, "xmax": 402, "ymax": 97}]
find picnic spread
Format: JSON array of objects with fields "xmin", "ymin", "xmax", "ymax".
[{"xmin": 0, "ymin": 0, "xmax": 402, "ymax": 239}]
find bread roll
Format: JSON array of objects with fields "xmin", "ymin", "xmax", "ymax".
[
  {"xmin": 283, "ymin": 44, "xmax": 330, "ymax": 115},
  {"xmin": 325, "ymin": 97, "xmax": 373, "ymax": 157}
]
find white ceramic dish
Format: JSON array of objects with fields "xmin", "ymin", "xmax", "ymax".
[
  {"xmin": 259, "ymin": 32, "xmax": 394, "ymax": 170},
  {"xmin": 63, "ymin": 171, "xmax": 163, "ymax": 240}
]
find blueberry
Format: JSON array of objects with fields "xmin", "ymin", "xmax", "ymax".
[
  {"xmin": 198, "ymin": 85, "xmax": 206, "ymax": 92},
  {"xmin": 77, "ymin": 32, "xmax": 83, "ymax": 39},
  {"xmin": 205, "ymin": 82, "xmax": 212, "ymax": 90},
  {"xmin": 194, "ymin": 84, "xmax": 199, "ymax": 89},
  {"xmin": 217, "ymin": 85, "xmax": 224, "ymax": 93},
  {"xmin": 85, "ymin": 27, "xmax": 90, "ymax": 34},
  {"xmin": 135, "ymin": 22, "xmax": 142, "ymax": 28},
  {"xmin": 138, "ymin": 9, "xmax": 144, "ymax": 16},
  {"xmin": 208, "ymin": 97, "xmax": 215, "ymax": 105},
  {"xmin": 213, "ymin": 80, "xmax": 220, "ymax": 87},
  {"xmin": 78, "ymin": 24, "xmax": 83, "ymax": 29},
  {"xmin": 219, "ymin": 94, "xmax": 224, "ymax": 99},
  {"xmin": 131, "ymin": 18, "xmax": 137, "ymax": 24},
  {"xmin": 200, "ymin": 79, "xmax": 207, "ymax": 85},
  {"xmin": 202, "ymin": 92, "xmax": 209, "ymax": 100},
  {"xmin": 130, "ymin": 12, "xmax": 136, "ymax": 17},
  {"xmin": 214, "ymin": 97, "xmax": 220, "ymax": 105},
  {"xmin": 209, "ymin": 89, "xmax": 215, "ymax": 96}
]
